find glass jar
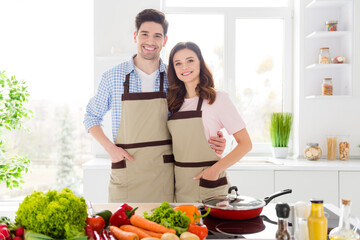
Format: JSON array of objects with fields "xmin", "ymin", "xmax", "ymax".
[
  {"xmin": 322, "ymin": 78, "xmax": 333, "ymax": 96},
  {"xmin": 304, "ymin": 143, "xmax": 322, "ymax": 161},
  {"xmin": 338, "ymin": 135, "xmax": 350, "ymax": 161},
  {"xmin": 319, "ymin": 48, "xmax": 331, "ymax": 64},
  {"xmin": 329, "ymin": 199, "xmax": 359, "ymax": 240},
  {"xmin": 326, "ymin": 20, "xmax": 338, "ymax": 31},
  {"xmin": 327, "ymin": 136, "xmax": 337, "ymax": 160}
]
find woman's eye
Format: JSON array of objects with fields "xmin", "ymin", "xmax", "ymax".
[
  {"xmin": 175, "ymin": 63, "xmax": 181, "ymax": 66},
  {"xmin": 188, "ymin": 59, "xmax": 194, "ymax": 63}
]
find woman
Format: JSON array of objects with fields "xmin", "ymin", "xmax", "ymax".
[{"xmin": 167, "ymin": 42, "xmax": 252, "ymax": 203}]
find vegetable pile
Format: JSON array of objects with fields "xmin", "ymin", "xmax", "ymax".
[
  {"xmin": 15, "ymin": 188, "xmax": 88, "ymax": 239},
  {"xmin": 143, "ymin": 202, "xmax": 190, "ymax": 235}
]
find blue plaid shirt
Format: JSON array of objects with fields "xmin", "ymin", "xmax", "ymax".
[{"xmin": 84, "ymin": 55, "xmax": 169, "ymax": 142}]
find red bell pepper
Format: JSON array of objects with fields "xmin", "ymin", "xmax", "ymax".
[
  {"xmin": 109, "ymin": 203, "xmax": 138, "ymax": 227},
  {"xmin": 188, "ymin": 223, "xmax": 208, "ymax": 240}
]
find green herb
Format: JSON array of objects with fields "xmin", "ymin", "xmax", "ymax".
[
  {"xmin": 15, "ymin": 188, "xmax": 88, "ymax": 239},
  {"xmin": 270, "ymin": 112, "xmax": 293, "ymax": 147},
  {"xmin": 0, "ymin": 70, "xmax": 33, "ymax": 189},
  {"xmin": 144, "ymin": 202, "xmax": 190, "ymax": 235}
]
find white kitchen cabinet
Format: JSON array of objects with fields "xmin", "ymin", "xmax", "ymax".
[
  {"xmin": 339, "ymin": 171, "xmax": 360, "ymax": 217},
  {"xmin": 226, "ymin": 170, "xmax": 274, "ymax": 199},
  {"xmin": 304, "ymin": 0, "xmax": 353, "ymax": 98},
  {"xmin": 274, "ymin": 170, "xmax": 338, "ymax": 205}
]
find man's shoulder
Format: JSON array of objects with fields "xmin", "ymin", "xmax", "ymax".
[{"xmin": 103, "ymin": 61, "xmax": 128, "ymax": 77}]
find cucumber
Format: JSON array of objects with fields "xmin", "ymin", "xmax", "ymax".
[{"xmin": 96, "ymin": 209, "xmax": 112, "ymax": 228}]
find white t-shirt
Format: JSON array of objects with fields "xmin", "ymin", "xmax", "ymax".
[{"xmin": 134, "ymin": 66, "xmax": 157, "ymax": 92}]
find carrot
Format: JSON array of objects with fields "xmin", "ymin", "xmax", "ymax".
[
  {"xmin": 120, "ymin": 225, "xmax": 151, "ymax": 239},
  {"xmin": 130, "ymin": 215, "xmax": 176, "ymax": 234},
  {"xmin": 110, "ymin": 226, "xmax": 139, "ymax": 240},
  {"xmin": 141, "ymin": 229, "xmax": 163, "ymax": 238}
]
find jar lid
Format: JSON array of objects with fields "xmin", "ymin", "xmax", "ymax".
[
  {"xmin": 320, "ymin": 47, "xmax": 329, "ymax": 50},
  {"xmin": 326, "ymin": 20, "xmax": 338, "ymax": 24},
  {"xmin": 323, "ymin": 78, "xmax": 332, "ymax": 80},
  {"xmin": 310, "ymin": 199, "xmax": 324, "ymax": 204},
  {"xmin": 307, "ymin": 143, "xmax": 319, "ymax": 146}
]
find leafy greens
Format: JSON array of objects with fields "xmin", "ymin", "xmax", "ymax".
[{"xmin": 144, "ymin": 202, "xmax": 190, "ymax": 235}]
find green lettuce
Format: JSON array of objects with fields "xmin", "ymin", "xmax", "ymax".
[
  {"xmin": 15, "ymin": 188, "xmax": 88, "ymax": 240},
  {"xmin": 143, "ymin": 202, "xmax": 190, "ymax": 235}
]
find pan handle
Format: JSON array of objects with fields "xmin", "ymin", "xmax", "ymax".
[{"xmin": 263, "ymin": 189, "xmax": 292, "ymax": 205}]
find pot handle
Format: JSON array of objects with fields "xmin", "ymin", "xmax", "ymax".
[{"xmin": 263, "ymin": 189, "xmax": 292, "ymax": 205}]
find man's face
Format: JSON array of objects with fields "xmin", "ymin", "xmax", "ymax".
[{"xmin": 134, "ymin": 21, "xmax": 168, "ymax": 61}]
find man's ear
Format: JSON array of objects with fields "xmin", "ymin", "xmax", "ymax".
[
  {"xmin": 163, "ymin": 35, "xmax": 168, "ymax": 47},
  {"xmin": 134, "ymin": 31, "xmax": 137, "ymax": 43}
]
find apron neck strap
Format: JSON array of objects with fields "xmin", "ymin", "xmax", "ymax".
[
  {"xmin": 124, "ymin": 72, "xmax": 165, "ymax": 93},
  {"xmin": 196, "ymin": 97, "xmax": 203, "ymax": 112},
  {"xmin": 124, "ymin": 74, "xmax": 130, "ymax": 93}
]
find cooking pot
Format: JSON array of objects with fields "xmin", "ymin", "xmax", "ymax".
[{"xmin": 202, "ymin": 186, "xmax": 292, "ymax": 220}]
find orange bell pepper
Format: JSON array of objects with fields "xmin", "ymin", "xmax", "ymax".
[{"xmin": 173, "ymin": 205, "xmax": 211, "ymax": 224}]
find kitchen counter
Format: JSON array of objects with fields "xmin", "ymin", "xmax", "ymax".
[{"xmin": 82, "ymin": 157, "xmax": 360, "ymax": 171}]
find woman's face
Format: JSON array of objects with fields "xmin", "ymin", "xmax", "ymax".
[{"xmin": 173, "ymin": 48, "xmax": 201, "ymax": 85}]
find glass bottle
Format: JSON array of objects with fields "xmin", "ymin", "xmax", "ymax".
[
  {"xmin": 308, "ymin": 200, "xmax": 328, "ymax": 240},
  {"xmin": 276, "ymin": 202, "xmax": 291, "ymax": 240},
  {"xmin": 329, "ymin": 199, "xmax": 359, "ymax": 240},
  {"xmin": 322, "ymin": 78, "xmax": 333, "ymax": 96},
  {"xmin": 319, "ymin": 48, "xmax": 331, "ymax": 64}
]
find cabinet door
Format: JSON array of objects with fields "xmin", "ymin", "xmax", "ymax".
[
  {"xmin": 339, "ymin": 171, "xmax": 360, "ymax": 218},
  {"xmin": 274, "ymin": 171, "xmax": 338, "ymax": 205},
  {"xmin": 226, "ymin": 170, "xmax": 274, "ymax": 199}
]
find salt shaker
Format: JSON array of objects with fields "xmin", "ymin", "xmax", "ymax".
[{"xmin": 295, "ymin": 201, "xmax": 310, "ymax": 240}]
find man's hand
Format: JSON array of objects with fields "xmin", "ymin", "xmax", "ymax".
[
  {"xmin": 208, "ymin": 131, "xmax": 226, "ymax": 155},
  {"xmin": 106, "ymin": 144, "xmax": 134, "ymax": 163}
]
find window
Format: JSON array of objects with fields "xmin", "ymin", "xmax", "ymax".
[
  {"xmin": 163, "ymin": 0, "xmax": 293, "ymax": 154},
  {"xmin": 0, "ymin": 0, "xmax": 94, "ymax": 200}
]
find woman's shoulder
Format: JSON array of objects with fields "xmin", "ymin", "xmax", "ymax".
[{"xmin": 214, "ymin": 89, "xmax": 231, "ymax": 103}]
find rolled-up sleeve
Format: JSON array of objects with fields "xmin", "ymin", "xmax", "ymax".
[{"xmin": 83, "ymin": 73, "xmax": 111, "ymax": 132}]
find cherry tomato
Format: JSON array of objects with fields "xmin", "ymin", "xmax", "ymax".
[
  {"xmin": 86, "ymin": 216, "xmax": 105, "ymax": 232},
  {"xmin": 187, "ymin": 223, "xmax": 208, "ymax": 240}
]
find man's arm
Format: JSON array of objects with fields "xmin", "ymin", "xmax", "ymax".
[{"xmin": 89, "ymin": 125, "xmax": 134, "ymax": 162}]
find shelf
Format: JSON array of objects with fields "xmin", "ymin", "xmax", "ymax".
[
  {"xmin": 305, "ymin": 95, "xmax": 353, "ymax": 99},
  {"xmin": 305, "ymin": 63, "xmax": 350, "ymax": 69},
  {"xmin": 306, "ymin": 31, "xmax": 351, "ymax": 39},
  {"xmin": 306, "ymin": 0, "xmax": 352, "ymax": 8}
]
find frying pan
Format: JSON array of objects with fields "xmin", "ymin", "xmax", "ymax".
[{"xmin": 202, "ymin": 186, "xmax": 292, "ymax": 220}]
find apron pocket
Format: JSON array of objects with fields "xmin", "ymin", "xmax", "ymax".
[
  {"xmin": 163, "ymin": 154, "xmax": 175, "ymax": 163},
  {"xmin": 108, "ymin": 168, "xmax": 128, "ymax": 202},
  {"xmin": 199, "ymin": 175, "xmax": 229, "ymax": 201}
]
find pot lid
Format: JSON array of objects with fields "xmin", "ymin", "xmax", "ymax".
[{"xmin": 202, "ymin": 186, "xmax": 265, "ymax": 210}]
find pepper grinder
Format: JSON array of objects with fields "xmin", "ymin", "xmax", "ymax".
[
  {"xmin": 276, "ymin": 202, "xmax": 291, "ymax": 240},
  {"xmin": 294, "ymin": 201, "xmax": 310, "ymax": 240}
]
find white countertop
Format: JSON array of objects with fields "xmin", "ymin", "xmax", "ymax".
[{"xmin": 82, "ymin": 157, "xmax": 360, "ymax": 171}]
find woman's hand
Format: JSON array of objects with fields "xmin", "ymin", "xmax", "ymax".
[
  {"xmin": 209, "ymin": 131, "xmax": 226, "ymax": 155},
  {"xmin": 193, "ymin": 167, "xmax": 219, "ymax": 181}
]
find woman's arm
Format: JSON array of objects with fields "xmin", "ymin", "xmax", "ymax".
[{"xmin": 194, "ymin": 128, "xmax": 252, "ymax": 181}]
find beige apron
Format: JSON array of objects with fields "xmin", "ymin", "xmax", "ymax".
[
  {"xmin": 109, "ymin": 72, "xmax": 174, "ymax": 203},
  {"xmin": 167, "ymin": 97, "xmax": 230, "ymax": 203}
]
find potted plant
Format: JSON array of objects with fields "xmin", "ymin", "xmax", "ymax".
[
  {"xmin": 270, "ymin": 112, "xmax": 293, "ymax": 158},
  {"xmin": 0, "ymin": 70, "xmax": 33, "ymax": 189}
]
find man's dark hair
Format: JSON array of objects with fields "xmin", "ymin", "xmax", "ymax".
[{"xmin": 135, "ymin": 9, "xmax": 169, "ymax": 36}]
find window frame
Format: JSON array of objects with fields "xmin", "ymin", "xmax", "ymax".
[{"xmin": 162, "ymin": 1, "xmax": 294, "ymax": 155}]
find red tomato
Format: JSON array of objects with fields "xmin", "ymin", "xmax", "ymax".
[
  {"xmin": 86, "ymin": 216, "xmax": 105, "ymax": 232},
  {"xmin": 187, "ymin": 223, "xmax": 208, "ymax": 240}
]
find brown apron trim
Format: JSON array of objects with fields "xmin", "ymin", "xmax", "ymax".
[
  {"xmin": 124, "ymin": 72, "xmax": 165, "ymax": 94},
  {"xmin": 122, "ymin": 92, "xmax": 166, "ymax": 101},
  {"xmin": 116, "ymin": 139, "xmax": 172, "ymax": 149},
  {"xmin": 174, "ymin": 160, "xmax": 218, "ymax": 168},
  {"xmin": 196, "ymin": 97, "xmax": 203, "ymax": 111},
  {"xmin": 111, "ymin": 160, "xmax": 126, "ymax": 169},
  {"xmin": 168, "ymin": 111, "xmax": 202, "ymax": 120},
  {"xmin": 199, "ymin": 176, "xmax": 228, "ymax": 188},
  {"xmin": 163, "ymin": 154, "xmax": 175, "ymax": 163}
]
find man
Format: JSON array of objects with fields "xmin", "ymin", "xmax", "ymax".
[{"xmin": 84, "ymin": 9, "xmax": 225, "ymax": 203}]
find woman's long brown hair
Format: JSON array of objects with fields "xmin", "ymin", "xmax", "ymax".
[{"xmin": 167, "ymin": 42, "xmax": 216, "ymax": 114}]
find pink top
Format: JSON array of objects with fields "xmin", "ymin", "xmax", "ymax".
[{"xmin": 179, "ymin": 90, "xmax": 246, "ymax": 141}]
